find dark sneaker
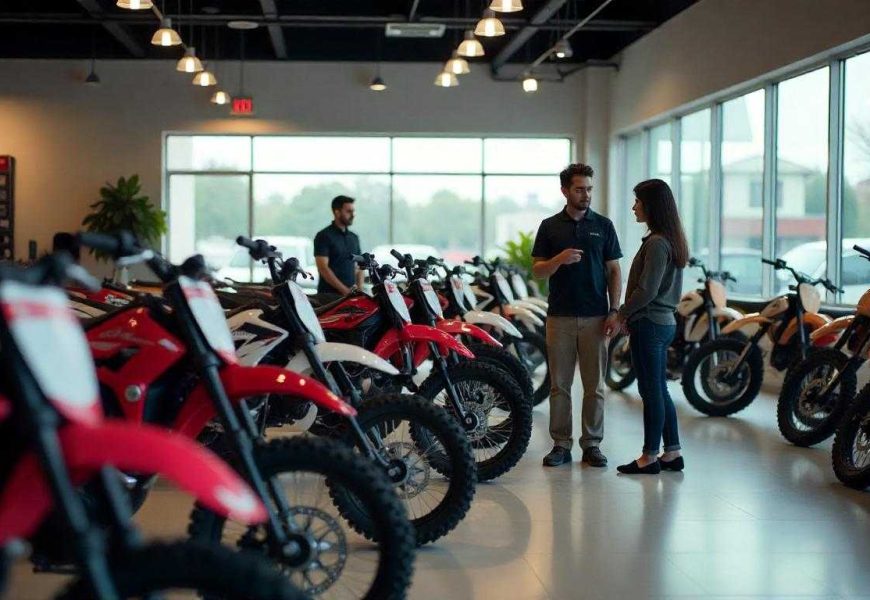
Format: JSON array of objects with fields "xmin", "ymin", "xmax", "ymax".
[
  {"xmin": 543, "ymin": 446, "xmax": 572, "ymax": 467},
  {"xmin": 582, "ymin": 447, "xmax": 608, "ymax": 467}
]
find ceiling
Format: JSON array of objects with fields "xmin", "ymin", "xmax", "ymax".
[{"xmin": 0, "ymin": 1, "xmax": 699, "ymax": 74}]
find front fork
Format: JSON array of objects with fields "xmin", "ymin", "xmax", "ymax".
[
  {"xmin": 199, "ymin": 365, "xmax": 299, "ymax": 555},
  {"xmin": 723, "ymin": 326, "xmax": 767, "ymax": 378},
  {"xmin": 428, "ymin": 342, "xmax": 478, "ymax": 431}
]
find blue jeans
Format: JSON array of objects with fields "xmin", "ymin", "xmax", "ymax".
[{"xmin": 628, "ymin": 318, "xmax": 681, "ymax": 455}]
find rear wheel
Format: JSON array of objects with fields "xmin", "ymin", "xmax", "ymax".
[
  {"xmin": 188, "ymin": 436, "xmax": 415, "ymax": 600},
  {"xmin": 605, "ymin": 333, "xmax": 635, "ymax": 391},
  {"xmin": 777, "ymin": 349, "xmax": 857, "ymax": 447},
  {"xmin": 682, "ymin": 337, "xmax": 763, "ymax": 416},
  {"xmin": 832, "ymin": 384, "xmax": 870, "ymax": 490},
  {"xmin": 418, "ymin": 361, "xmax": 532, "ymax": 481},
  {"xmin": 59, "ymin": 541, "xmax": 307, "ymax": 599}
]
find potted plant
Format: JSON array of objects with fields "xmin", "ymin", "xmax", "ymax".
[
  {"xmin": 82, "ymin": 174, "xmax": 167, "ymax": 283},
  {"xmin": 499, "ymin": 230, "xmax": 546, "ymax": 296}
]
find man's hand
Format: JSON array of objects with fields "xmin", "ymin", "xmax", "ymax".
[
  {"xmin": 603, "ymin": 311, "xmax": 622, "ymax": 337},
  {"xmin": 555, "ymin": 248, "xmax": 584, "ymax": 266}
]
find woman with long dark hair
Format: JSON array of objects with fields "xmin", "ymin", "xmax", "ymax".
[{"xmin": 614, "ymin": 179, "xmax": 689, "ymax": 474}]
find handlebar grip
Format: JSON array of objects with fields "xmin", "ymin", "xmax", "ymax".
[
  {"xmin": 854, "ymin": 244, "xmax": 870, "ymax": 258},
  {"xmin": 390, "ymin": 249, "xmax": 404, "ymax": 261},
  {"xmin": 236, "ymin": 235, "xmax": 257, "ymax": 250},
  {"xmin": 761, "ymin": 258, "xmax": 776, "ymax": 266}
]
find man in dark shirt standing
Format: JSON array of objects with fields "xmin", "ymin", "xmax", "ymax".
[
  {"xmin": 313, "ymin": 195, "xmax": 363, "ymax": 295},
  {"xmin": 532, "ymin": 164, "xmax": 623, "ymax": 468}
]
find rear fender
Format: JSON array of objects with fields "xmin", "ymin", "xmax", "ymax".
[
  {"xmin": 779, "ymin": 313, "xmax": 832, "ymax": 345},
  {"xmin": 720, "ymin": 313, "xmax": 771, "ymax": 335},
  {"xmin": 0, "ymin": 421, "xmax": 265, "ymax": 543},
  {"xmin": 436, "ymin": 319, "xmax": 502, "ymax": 347},
  {"xmin": 173, "ymin": 364, "xmax": 355, "ymax": 438},
  {"xmin": 810, "ymin": 316, "xmax": 854, "ymax": 347},
  {"xmin": 463, "ymin": 310, "xmax": 523, "ymax": 338}
]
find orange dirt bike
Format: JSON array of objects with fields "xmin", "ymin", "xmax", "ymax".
[
  {"xmin": 681, "ymin": 257, "xmax": 840, "ymax": 416},
  {"xmin": 777, "ymin": 245, "xmax": 870, "ymax": 447}
]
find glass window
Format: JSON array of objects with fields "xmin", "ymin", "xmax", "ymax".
[
  {"xmin": 648, "ymin": 124, "xmax": 672, "ymax": 185},
  {"xmin": 391, "ymin": 175, "xmax": 482, "ymax": 265},
  {"xmin": 842, "ymin": 50, "xmax": 870, "ymax": 304},
  {"xmin": 166, "ymin": 136, "xmax": 251, "ymax": 171},
  {"xmin": 776, "ymin": 68, "xmax": 830, "ymax": 293},
  {"xmin": 167, "ymin": 174, "xmax": 250, "ymax": 269},
  {"xmin": 680, "ymin": 109, "xmax": 712, "ymax": 288},
  {"xmin": 392, "ymin": 138, "xmax": 482, "ymax": 173},
  {"xmin": 621, "ymin": 134, "xmax": 646, "ymax": 268},
  {"xmin": 721, "ymin": 89, "xmax": 766, "ymax": 296},
  {"xmin": 483, "ymin": 175, "xmax": 563, "ymax": 257},
  {"xmin": 252, "ymin": 137, "xmax": 390, "ymax": 172},
  {"xmin": 483, "ymin": 138, "xmax": 571, "ymax": 174}
]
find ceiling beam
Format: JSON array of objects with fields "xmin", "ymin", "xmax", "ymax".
[
  {"xmin": 258, "ymin": 0, "xmax": 287, "ymax": 59},
  {"xmin": 0, "ymin": 13, "xmax": 654, "ymax": 32},
  {"xmin": 74, "ymin": 0, "xmax": 145, "ymax": 58},
  {"xmin": 490, "ymin": 0, "xmax": 567, "ymax": 74}
]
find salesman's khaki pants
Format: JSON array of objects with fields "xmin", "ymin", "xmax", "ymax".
[{"xmin": 545, "ymin": 316, "xmax": 608, "ymax": 450}]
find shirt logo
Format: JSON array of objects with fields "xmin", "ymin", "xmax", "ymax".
[{"xmin": 589, "ymin": 232, "xmax": 602, "ymax": 237}]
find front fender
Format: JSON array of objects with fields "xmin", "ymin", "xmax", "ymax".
[
  {"xmin": 712, "ymin": 306, "xmax": 744, "ymax": 322},
  {"xmin": 436, "ymin": 319, "xmax": 502, "ymax": 347},
  {"xmin": 463, "ymin": 310, "xmax": 522, "ymax": 338},
  {"xmin": 503, "ymin": 304, "xmax": 545, "ymax": 328},
  {"xmin": 780, "ymin": 313, "xmax": 832, "ymax": 345},
  {"xmin": 313, "ymin": 342, "xmax": 400, "ymax": 374},
  {"xmin": 373, "ymin": 324, "xmax": 475, "ymax": 366},
  {"xmin": 522, "ymin": 297, "xmax": 549, "ymax": 310},
  {"xmin": 510, "ymin": 300, "xmax": 548, "ymax": 318},
  {"xmin": 0, "ymin": 421, "xmax": 265, "ymax": 543},
  {"xmin": 810, "ymin": 315, "xmax": 854, "ymax": 346},
  {"xmin": 173, "ymin": 364, "xmax": 355, "ymax": 439},
  {"xmin": 721, "ymin": 313, "xmax": 772, "ymax": 335}
]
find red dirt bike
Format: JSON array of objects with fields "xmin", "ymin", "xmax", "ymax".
[
  {"xmin": 313, "ymin": 253, "xmax": 531, "ymax": 482},
  {"xmin": 76, "ymin": 232, "xmax": 414, "ymax": 600},
  {"xmin": 0, "ymin": 252, "xmax": 305, "ymax": 600}
]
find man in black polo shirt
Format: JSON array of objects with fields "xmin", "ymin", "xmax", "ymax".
[
  {"xmin": 313, "ymin": 195, "xmax": 363, "ymax": 295},
  {"xmin": 532, "ymin": 163, "xmax": 623, "ymax": 467}
]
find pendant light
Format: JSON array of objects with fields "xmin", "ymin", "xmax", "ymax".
[
  {"xmin": 434, "ymin": 70, "xmax": 459, "ymax": 87},
  {"xmin": 84, "ymin": 26, "xmax": 101, "ymax": 85},
  {"xmin": 152, "ymin": 18, "xmax": 182, "ymax": 47},
  {"xmin": 445, "ymin": 51, "xmax": 470, "ymax": 75},
  {"xmin": 117, "ymin": 0, "xmax": 153, "ymax": 9},
  {"xmin": 192, "ymin": 25, "xmax": 217, "ymax": 86},
  {"xmin": 522, "ymin": 74, "xmax": 538, "ymax": 93},
  {"xmin": 369, "ymin": 76, "xmax": 387, "ymax": 91},
  {"xmin": 457, "ymin": 30, "xmax": 485, "ymax": 57},
  {"xmin": 211, "ymin": 90, "xmax": 231, "ymax": 104},
  {"xmin": 177, "ymin": 47, "xmax": 203, "ymax": 72},
  {"xmin": 474, "ymin": 9, "xmax": 505, "ymax": 37},
  {"xmin": 553, "ymin": 39, "xmax": 573, "ymax": 59},
  {"xmin": 489, "ymin": 0, "xmax": 523, "ymax": 12}
]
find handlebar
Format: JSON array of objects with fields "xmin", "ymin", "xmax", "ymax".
[
  {"xmin": 236, "ymin": 236, "xmax": 281, "ymax": 262},
  {"xmin": 77, "ymin": 231, "xmax": 182, "ymax": 283},
  {"xmin": 855, "ymin": 244, "xmax": 870, "ymax": 261},
  {"xmin": 0, "ymin": 252, "xmax": 101, "ymax": 291}
]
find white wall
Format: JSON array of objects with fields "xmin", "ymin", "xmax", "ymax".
[
  {"xmin": 609, "ymin": 0, "xmax": 870, "ymax": 133},
  {"xmin": 0, "ymin": 59, "xmax": 583, "ymax": 273}
]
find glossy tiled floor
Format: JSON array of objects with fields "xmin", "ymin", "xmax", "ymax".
[{"xmin": 7, "ymin": 379, "xmax": 870, "ymax": 599}]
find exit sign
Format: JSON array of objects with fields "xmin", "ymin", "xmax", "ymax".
[{"xmin": 232, "ymin": 97, "xmax": 254, "ymax": 115}]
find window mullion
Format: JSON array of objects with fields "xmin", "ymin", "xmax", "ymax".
[
  {"xmin": 709, "ymin": 103, "xmax": 723, "ymax": 272},
  {"xmin": 827, "ymin": 59, "xmax": 845, "ymax": 303},
  {"xmin": 762, "ymin": 84, "xmax": 778, "ymax": 298}
]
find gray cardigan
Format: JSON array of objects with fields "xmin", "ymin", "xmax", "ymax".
[{"xmin": 618, "ymin": 234, "xmax": 683, "ymax": 325}]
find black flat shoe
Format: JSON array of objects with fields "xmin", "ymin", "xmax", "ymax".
[
  {"xmin": 659, "ymin": 456, "xmax": 684, "ymax": 472},
  {"xmin": 616, "ymin": 460, "xmax": 661, "ymax": 475}
]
